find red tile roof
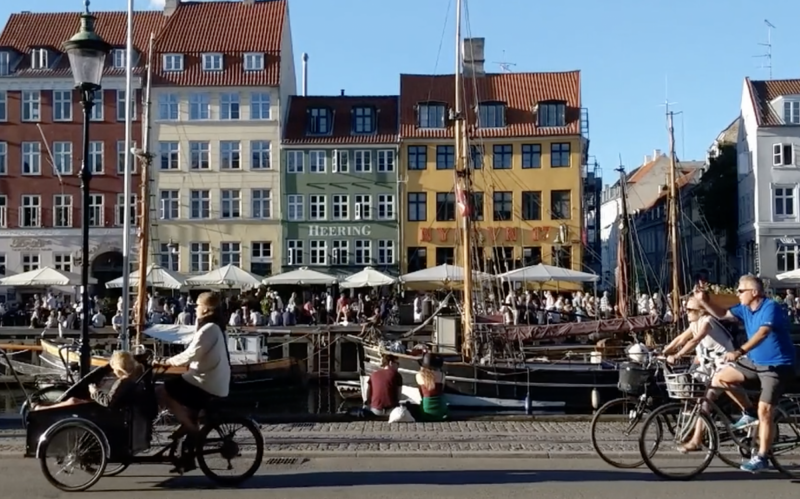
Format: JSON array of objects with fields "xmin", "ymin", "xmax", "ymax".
[
  {"xmin": 746, "ymin": 77, "xmax": 800, "ymax": 126},
  {"xmin": 153, "ymin": 0, "xmax": 286, "ymax": 87},
  {"xmin": 283, "ymin": 95, "xmax": 399, "ymax": 145},
  {"xmin": 642, "ymin": 169, "xmax": 700, "ymax": 210},
  {"xmin": 399, "ymin": 71, "xmax": 581, "ymax": 139}
]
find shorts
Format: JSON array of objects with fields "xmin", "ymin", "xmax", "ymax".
[
  {"xmin": 733, "ymin": 357, "xmax": 795, "ymax": 405},
  {"xmin": 163, "ymin": 376, "xmax": 214, "ymax": 412}
]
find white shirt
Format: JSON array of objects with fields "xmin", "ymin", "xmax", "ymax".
[
  {"xmin": 693, "ymin": 315, "xmax": 734, "ymax": 367},
  {"xmin": 167, "ymin": 322, "xmax": 230, "ymax": 398},
  {"xmin": 92, "ymin": 312, "xmax": 106, "ymax": 328}
]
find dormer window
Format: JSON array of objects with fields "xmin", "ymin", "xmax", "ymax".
[
  {"xmin": 30, "ymin": 48, "xmax": 48, "ymax": 70},
  {"xmin": 784, "ymin": 100, "xmax": 800, "ymax": 125},
  {"xmin": 308, "ymin": 107, "xmax": 331, "ymax": 135},
  {"xmin": 202, "ymin": 53, "xmax": 223, "ymax": 71},
  {"xmin": 163, "ymin": 54, "xmax": 184, "ymax": 72},
  {"xmin": 243, "ymin": 53, "xmax": 264, "ymax": 71},
  {"xmin": 112, "ymin": 49, "xmax": 127, "ymax": 69},
  {"xmin": 418, "ymin": 102, "xmax": 446, "ymax": 129},
  {"xmin": 478, "ymin": 102, "xmax": 506, "ymax": 128},
  {"xmin": 0, "ymin": 52, "xmax": 9, "ymax": 75},
  {"xmin": 536, "ymin": 100, "xmax": 566, "ymax": 127},
  {"xmin": 353, "ymin": 106, "xmax": 375, "ymax": 134}
]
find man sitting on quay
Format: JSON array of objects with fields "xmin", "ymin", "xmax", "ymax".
[
  {"xmin": 364, "ymin": 354, "xmax": 403, "ymax": 417},
  {"xmin": 694, "ymin": 274, "xmax": 796, "ymax": 473}
]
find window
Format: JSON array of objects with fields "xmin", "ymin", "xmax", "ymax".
[
  {"xmin": 354, "ymin": 194, "xmax": 372, "ymax": 220},
  {"xmin": 163, "ymin": 54, "xmax": 183, "ymax": 71},
  {"xmin": 220, "ymin": 242, "xmax": 241, "ymax": 267},
  {"xmin": 436, "ymin": 145, "xmax": 454, "ymax": 170},
  {"xmin": 470, "ymin": 145, "xmax": 484, "ymax": 170},
  {"xmin": 332, "ymin": 194, "xmax": 349, "ymax": 220},
  {"xmin": 250, "ymin": 242, "xmax": 273, "ymax": 276},
  {"xmin": 53, "ymin": 253, "xmax": 72, "ymax": 272},
  {"xmin": 22, "ymin": 254, "xmax": 40, "ymax": 272},
  {"xmin": 0, "ymin": 91, "xmax": 5, "ymax": 121},
  {"xmin": 0, "ymin": 53, "xmax": 9, "ymax": 76},
  {"xmin": 21, "ymin": 142, "xmax": 41, "ymax": 175},
  {"xmin": 522, "ymin": 191, "xmax": 541, "ymax": 220},
  {"xmin": 522, "ymin": 144, "xmax": 541, "ymax": 169},
  {"xmin": 537, "ymin": 101, "xmax": 566, "ymax": 127},
  {"xmin": 88, "ymin": 141, "xmax": 104, "ymax": 174},
  {"xmin": 22, "ymin": 91, "xmax": 40, "ymax": 121},
  {"xmin": 493, "ymin": 191, "xmax": 512, "ymax": 221},
  {"xmin": 785, "ymin": 101, "xmax": 800, "ymax": 125},
  {"xmin": 492, "ymin": 144, "xmax": 512, "ymax": 169},
  {"xmin": 158, "ymin": 93, "xmax": 178, "ymax": 120},
  {"xmin": 353, "ymin": 106, "xmax": 374, "ymax": 133},
  {"xmin": 471, "ymin": 192, "xmax": 484, "ymax": 221},
  {"xmin": 190, "ymin": 190, "xmax": 210, "ymax": 219},
  {"xmin": 778, "ymin": 245, "xmax": 799, "ymax": 272},
  {"xmin": 551, "ymin": 190, "xmax": 571, "ymax": 220},
  {"xmin": 190, "ymin": 243, "xmax": 211, "ymax": 272},
  {"xmin": 479, "ymin": 102, "xmax": 505, "ymax": 128},
  {"xmin": 159, "ymin": 243, "xmax": 179, "ymax": 271},
  {"xmin": 353, "ymin": 150, "xmax": 372, "ymax": 172},
  {"xmin": 286, "ymin": 151, "xmax": 304, "ymax": 173},
  {"xmin": 116, "ymin": 194, "xmax": 137, "ymax": 226},
  {"xmin": 116, "ymin": 90, "xmax": 135, "ymax": 121},
  {"xmin": 52, "ymin": 90, "xmax": 72, "ymax": 121},
  {"xmin": 309, "ymin": 194, "xmax": 326, "ymax": 220},
  {"xmin": 308, "ymin": 107, "xmax": 331, "ymax": 134},
  {"xmin": 436, "ymin": 247, "xmax": 455, "ymax": 266},
  {"xmin": 436, "ymin": 193, "xmax": 456, "ymax": 221},
  {"xmin": 378, "ymin": 240, "xmax": 395, "ymax": 265},
  {"xmin": 377, "ymin": 150, "xmax": 395, "ymax": 172},
  {"xmin": 0, "ymin": 142, "xmax": 5, "ymax": 174},
  {"xmin": 551, "ymin": 143, "xmax": 571, "ymax": 167},
  {"xmin": 202, "ymin": 53, "xmax": 223, "ymax": 71},
  {"xmin": 117, "ymin": 140, "xmax": 137, "ymax": 174},
  {"xmin": 189, "ymin": 93, "xmax": 210, "ymax": 120},
  {"xmin": 408, "ymin": 146, "xmax": 427, "ymax": 170},
  {"xmin": 250, "ymin": 92, "xmax": 270, "ymax": 119},
  {"xmin": 287, "ymin": 240, "xmax": 303, "ymax": 265},
  {"xmin": 251, "ymin": 141, "xmax": 271, "ymax": 169},
  {"xmin": 355, "ymin": 240, "xmax": 372, "ymax": 265},
  {"xmin": 30, "ymin": 48, "xmax": 48, "ymax": 69},
  {"xmin": 553, "ymin": 246, "xmax": 572, "ymax": 269},
  {"xmin": 310, "ymin": 240, "xmax": 327, "ymax": 265},
  {"xmin": 377, "ymin": 194, "xmax": 395, "ymax": 219},
  {"xmin": 490, "ymin": 247, "xmax": 516, "ymax": 272},
  {"xmin": 334, "ymin": 150, "xmax": 349, "ymax": 172},
  {"xmin": 21, "ymin": 195, "xmax": 40, "ymax": 227},
  {"xmin": 159, "ymin": 141, "xmax": 179, "ymax": 170},
  {"xmin": 0, "ymin": 197, "xmax": 7, "ymax": 227},
  {"xmin": 90, "ymin": 90, "xmax": 103, "ymax": 121},
  {"xmin": 44, "ymin": 204, "xmax": 70, "ymax": 238},
  {"xmin": 287, "ymin": 195, "xmax": 304, "ymax": 220},
  {"xmin": 112, "ymin": 49, "xmax": 126, "ymax": 69},
  {"xmin": 89, "ymin": 194, "xmax": 104, "ymax": 226},
  {"xmin": 53, "ymin": 142, "xmax": 72, "ymax": 175},
  {"xmin": 220, "ymin": 93, "xmax": 240, "ymax": 120},
  {"xmin": 220, "ymin": 141, "xmax": 241, "ymax": 170},
  {"xmin": 523, "ymin": 246, "xmax": 543, "ymax": 266},
  {"xmin": 407, "ymin": 192, "xmax": 427, "ymax": 221},
  {"xmin": 773, "ymin": 143, "xmax": 794, "ymax": 167},
  {"xmin": 251, "ymin": 189, "xmax": 272, "ymax": 219},
  {"xmin": 309, "ymin": 150, "xmax": 326, "ymax": 173},
  {"xmin": 160, "ymin": 190, "xmax": 179, "ymax": 220},
  {"xmin": 774, "ymin": 186, "xmax": 796, "ymax": 219},
  {"xmin": 331, "ymin": 240, "xmax": 349, "ymax": 265},
  {"xmin": 244, "ymin": 53, "xmax": 264, "ymax": 71},
  {"xmin": 407, "ymin": 247, "xmax": 427, "ymax": 272},
  {"xmin": 221, "ymin": 189, "xmax": 241, "ymax": 219},
  {"xmin": 418, "ymin": 103, "xmax": 446, "ymax": 128},
  {"xmin": 185, "ymin": 141, "xmax": 208, "ymax": 170}
]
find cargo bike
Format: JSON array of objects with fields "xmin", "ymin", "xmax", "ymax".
[{"xmin": 19, "ymin": 349, "xmax": 264, "ymax": 492}]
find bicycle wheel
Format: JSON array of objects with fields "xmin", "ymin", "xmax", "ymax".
[
  {"xmin": 590, "ymin": 397, "xmax": 654, "ymax": 468},
  {"xmin": 638, "ymin": 402, "xmax": 718, "ymax": 480},
  {"xmin": 197, "ymin": 415, "xmax": 264, "ymax": 486},
  {"xmin": 768, "ymin": 409, "xmax": 800, "ymax": 478},
  {"xmin": 39, "ymin": 421, "xmax": 108, "ymax": 492},
  {"xmin": 103, "ymin": 463, "xmax": 130, "ymax": 477}
]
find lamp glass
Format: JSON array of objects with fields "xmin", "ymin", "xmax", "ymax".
[{"xmin": 66, "ymin": 48, "xmax": 107, "ymax": 87}]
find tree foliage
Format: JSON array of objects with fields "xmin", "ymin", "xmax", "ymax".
[{"xmin": 693, "ymin": 144, "xmax": 738, "ymax": 254}]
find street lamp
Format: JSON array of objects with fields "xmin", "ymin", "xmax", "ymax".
[{"xmin": 63, "ymin": 0, "xmax": 111, "ymax": 378}]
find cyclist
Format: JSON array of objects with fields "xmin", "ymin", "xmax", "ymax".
[{"xmin": 694, "ymin": 274, "xmax": 796, "ymax": 472}]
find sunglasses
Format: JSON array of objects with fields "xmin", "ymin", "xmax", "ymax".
[
  {"xmin": 737, "ymin": 289, "xmax": 752, "ymax": 294},
  {"xmin": 686, "ymin": 308, "xmax": 701, "ymax": 312}
]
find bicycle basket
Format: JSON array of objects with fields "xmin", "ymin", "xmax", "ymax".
[
  {"xmin": 617, "ymin": 362, "xmax": 651, "ymax": 393},
  {"xmin": 664, "ymin": 371, "xmax": 709, "ymax": 399}
]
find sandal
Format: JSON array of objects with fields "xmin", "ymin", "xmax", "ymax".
[{"xmin": 677, "ymin": 443, "xmax": 702, "ymax": 454}]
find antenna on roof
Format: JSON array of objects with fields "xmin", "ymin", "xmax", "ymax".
[
  {"xmin": 492, "ymin": 50, "xmax": 516, "ymax": 73},
  {"xmin": 755, "ymin": 19, "xmax": 775, "ymax": 79}
]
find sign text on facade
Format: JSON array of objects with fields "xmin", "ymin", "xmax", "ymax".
[{"xmin": 307, "ymin": 225, "xmax": 373, "ymax": 237}]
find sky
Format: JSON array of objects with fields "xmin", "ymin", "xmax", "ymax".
[{"xmin": 3, "ymin": 0, "xmax": 800, "ymax": 183}]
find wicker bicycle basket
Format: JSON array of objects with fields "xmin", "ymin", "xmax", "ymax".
[
  {"xmin": 664, "ymin": 371, "xmax": 710, "ymax": 400},
  {"xmin": 617, "ymin": 362, "xmax": 652, "ymax": 394}
]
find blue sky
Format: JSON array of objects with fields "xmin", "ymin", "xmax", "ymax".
[{"xmin": 3, "ymin": 0, "xmax": 800, "ymax": 182}]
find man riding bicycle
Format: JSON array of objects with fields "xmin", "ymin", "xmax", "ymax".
[{"xmin": 694, "ymin": 274, "xmax": 796, "ymax": 472}]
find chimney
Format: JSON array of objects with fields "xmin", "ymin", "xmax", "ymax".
[
  {"xmin": 301, "ymin": 53, "xmax": 308, "ymax": 97},
  {"xmin": 462, "ymin": 37, "xmax": 485, "ymax": 77},
  {"xmin": 340, "ymin": 89, "xmax": 345, "ymax": 96},
  {"xmin": 653, "ymin": 148, "xmax": 662, "ymax": 158},
  {"xmin": 643, "ymin": 154, "xmax": 650, "ymax": 164},
  {"xmin": 243, "ymin": 0, "xmax": 254, "ymax": 4},
  {"xmin": 163, "ymin": 0, "xmax": 179, "ymax": 16}
]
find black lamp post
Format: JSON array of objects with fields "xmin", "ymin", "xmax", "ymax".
[{"xmin": 63, "ymin": 1, "xmax": 111, "ymax": 377}]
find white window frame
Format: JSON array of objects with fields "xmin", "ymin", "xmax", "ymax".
[
  {"xmin": 0, "ymin": 53, "xmax": 9, "ymax": 76},
  {"xmin": 116, "ymin": 193, "xmax": 137, "ymax": 226},
  {"xmin": 220, "ymin": 141, "xmax": 241, "ymax": 170},
  {"xmin": 220, "ymin": 242, "xmax": 241, "ymax": 267},
  {"xmin": 30, "ymin": 48, "xmax": 48, "ymax": 69},
  {"xmin": 53, "ymin": 253, "xmax": 72, "ymax": 272},
  {"xmin": 377, "ymin": 194, "xmax": 395, "ymax": 220},
  {"xmin": 163, "ymin": 54, "xmax": 184, "ymax": 72},
  {"xmin": 251, "ymin": 242, "xmax": 273, "ymax": 274},
  {"xmin": 244, "ymin": 53, "xmax": 264, "ymax": 71},
  {"xmin": 90, "ymin": 90, "xmax": 103, "ymax": 121},
  {"xmin": 220, "ymin": 92, "xmax": 240, "ymax": 120},
  {"xmin": 378, "ymin": 240, "xmax": 395, "ymax": 265},
  {"xmin": 309, "ymin": 150, "xmax": 326, "ymax": 173},
  {"xmin": 21, "ymin": 91, "xmax": 40, "ymax": 121},
  {"xmin": 159, "ymin": 141, "xmax": 180, "ymax": 171},
  {"xmin": 287, "ymin": 240, "xmax": 303, "ymax": 266},
  {"xmin": 53, "ymin": 141, "xmax": 73, "ymax": 175},
  {"xmin": 250, "ymin": 92, "xmax": 270, "ymax": 120},
  {"xmin": 89, "ymin": 141, "xmax": 104, "ymax": 174},
  {"xmin": 250, "ymin": 140, "xmax": 271, "ymax": 169},
  {"xmin": 117, "ymin": 140, "xmax": 137, "ymax": 174},
  {"xmin": 355, "ymin": 240, "xmax": 372, "ymax": 265},
  {"xmin": 53, "ymin": 194, "xmax": 72, "ymax": 227},
  {"xmin": 773, "ymin": 143, "xmax": 795, "ymax": 167},
  {"xmin": 377, "ymin": 150, "xmax": 395, "ymax": 172},
  {"xmin": 158, "ymin": 93, "xmax": 179, "ymax": 120},
  {"xmin": 773, "ymin": 184, "xmax": 797, "ymax": 221},
  {"xmin": 202, "ymin": 53, "xmax": 223, "ymax": 71},
  {"xmin": 189, "ymin": 141, "xmax": 209, "ymax": 170},
  {"xmin": 332, "ymin": 194, "xmax": 349, "ymax": 220},
  {"xmin": 190, "ymin": 190, "xmax": 211, "ymax": 219},
  {"xmin": 89, "ymin": 193, "xmax": 104, "ymax": 227},
  {"xmin": 190, "ymin": 242, "xmax": 211, "ymax": 273},
  {"xmin": 188, "ymin": 93, "xmax": 210, "ymax": 120},
  {"xmin": 112, "ymin": 49, "xmax": 126, "ymax": 69},
  {"xmin": 251, "ymin": 189, "xmax": 272, "ymax": 219},
  {"xmin": 221, "ymin": 189, "xmax": 241, "ymax": 219},
  {"xmin": 309, "ymin": 240, "xmax": 328, "ymax": 266},
  {"xmin": 287, "ymin": 194, "xmax": 304, "ymax": 221},
  {"xmin": 309, "ymin": 194, "xmax": 327, "ymax": 221},
  {"xmin": 333, "ymin": 149, "xmax": 349, "ymax": 173},
  {"xmin": 354, "ymin": 194, "xmax": 372, "ymax": 220},
  {"xmin": 286, "ymin": 150, "xmax": 304, "ymax": 173},
  {"xmin": 331, "ymin": 240, "xmax": 349, "ymax": 265},
  {"xmin": 21, "ymin": 142, "xmax": 41, "ymax": 175},
  {"xmin": 785, "ymin": 100, "xmax": 800, "ymax": 125},
  {"xmin": 160, "ymin": 190, "xmax": 179, "ymax": 220},
  {"xmin": 354, "ymin": 150, "xmax": 372, "ymax": 172},
  {"xmin": 777, "ymin": 244, "xmax": 799, "ymax": 273},
  {"xmin": 52, "ymin": 90, "xmax": 72, "ymax": 121},
  {"xmin": 115, "ymin": 90, "xmax": 135, "ymax": 121},
  {"xmin": 21, "ymin": 253, "xmax": 40, "ymax": 272}
]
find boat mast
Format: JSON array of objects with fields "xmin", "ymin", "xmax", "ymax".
[
  {"xmin": 616, "ymin": 165, "xmax": 633, "ymax": 317},
  {"xmin": 666, "ymin": 109, "xmax": 681, "ymax": 318},
  {"xmin": 454, "ymin": 0, "xmax": 473, "ymax": 360},
  {"xmin": 119, "ymin": 0, "xmax": 135, "ymax": 352},
  {"xmin": 134, "ymin": 32, "xmax": 155, "ymax": 346}
]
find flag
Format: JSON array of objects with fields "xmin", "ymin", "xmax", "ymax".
[{"xmin": 455, "ymin": 182, "xmax": 471, "ymax": 218}]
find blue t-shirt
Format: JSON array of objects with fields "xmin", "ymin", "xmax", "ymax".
[{"xmin": 730, "ymin": 299, "xmax": 795, "ymax": 366}]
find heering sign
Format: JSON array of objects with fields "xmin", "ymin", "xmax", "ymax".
[{"xmin": 307, "ymin": 225, "xmax": 372, "ymax": 237}]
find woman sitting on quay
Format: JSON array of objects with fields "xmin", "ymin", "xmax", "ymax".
[{"xmin": 412, "ymin": 353, "xmax": 448, "ymax": 422}]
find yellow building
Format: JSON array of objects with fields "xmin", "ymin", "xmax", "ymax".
[{"xmin": 399, "ymin": 63, "xmax": 587, "ymax": 277}]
